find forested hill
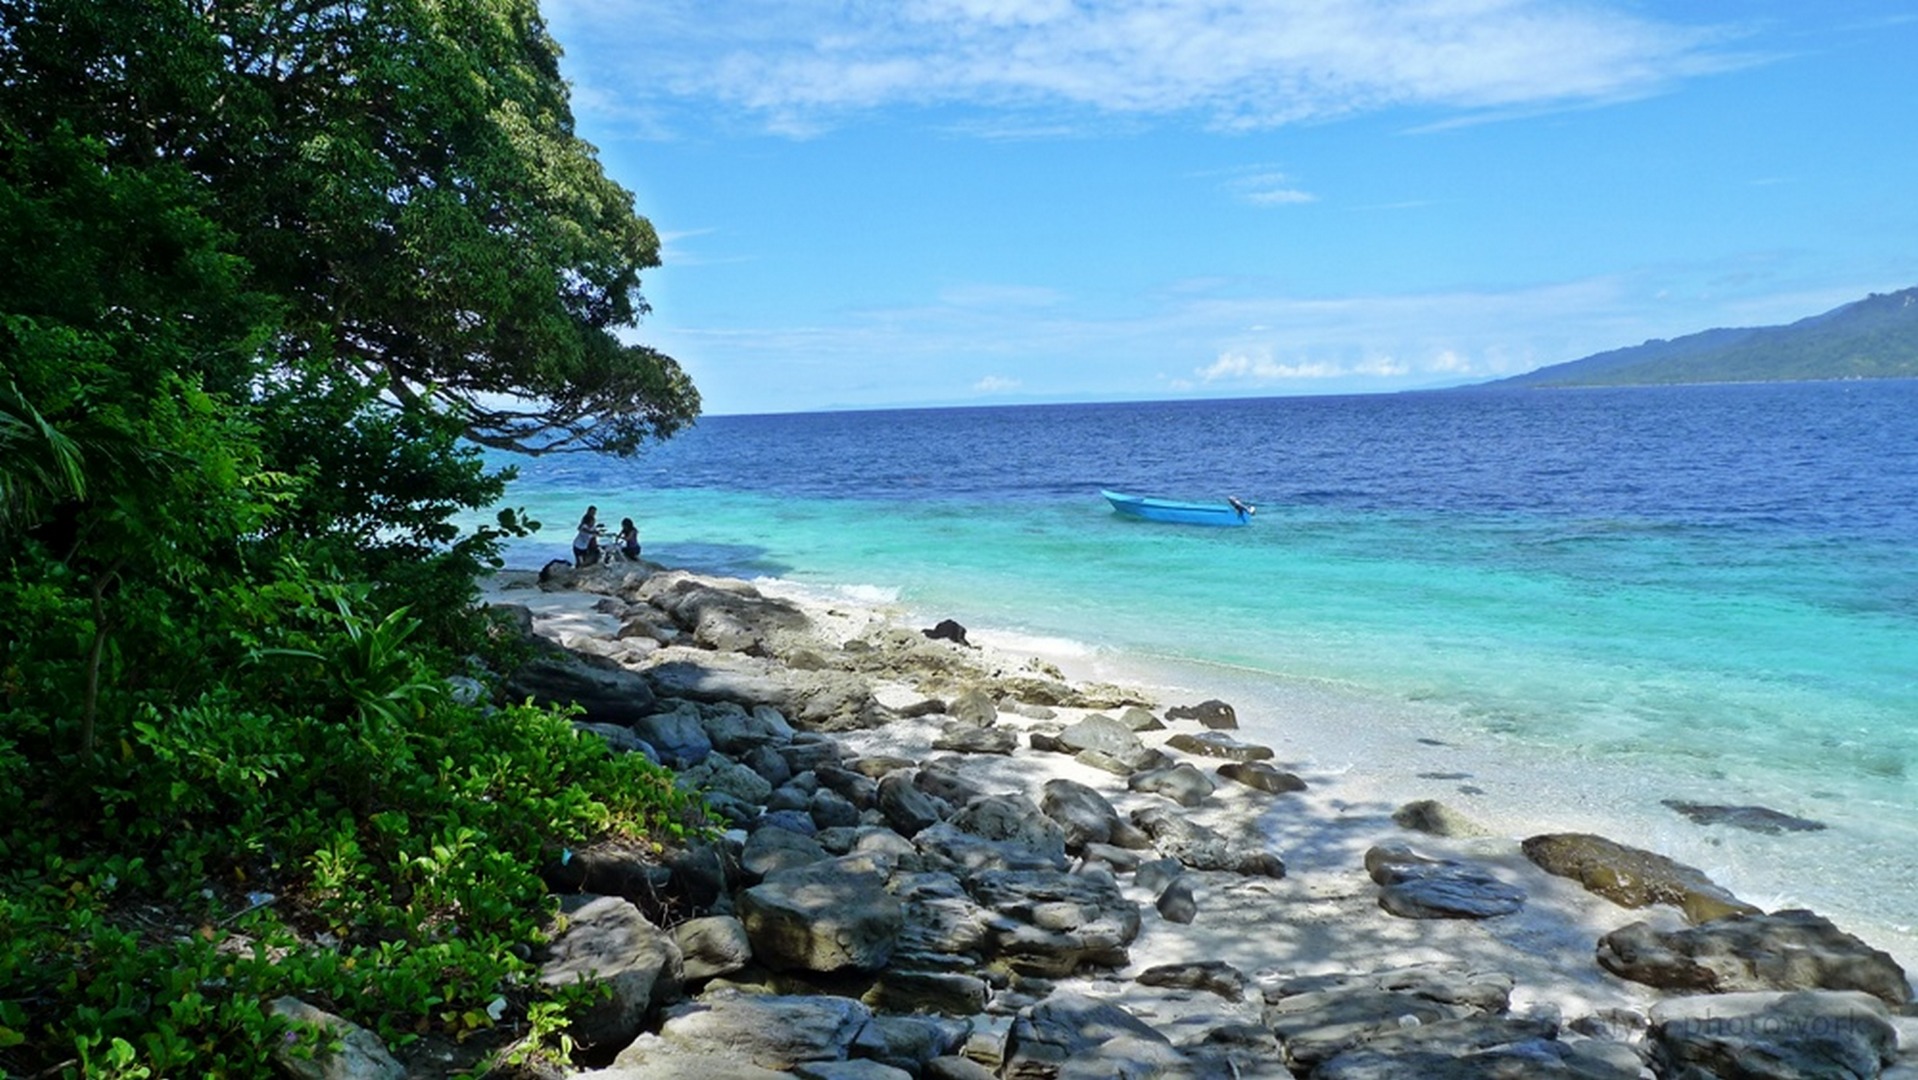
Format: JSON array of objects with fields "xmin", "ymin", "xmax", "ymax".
[{"xmin": 1491, "ymin": 287, "xmax": 1918, "ymax": 388}]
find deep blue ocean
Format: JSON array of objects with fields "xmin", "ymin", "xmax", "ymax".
[{"xmin": 472, "ymin": 381, "xmax": 1918, "ymax": 956}]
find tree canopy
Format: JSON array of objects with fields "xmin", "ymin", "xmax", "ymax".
[{"xmin": 1, "ymin": 0, "xmax": 700, "ymax": 455}]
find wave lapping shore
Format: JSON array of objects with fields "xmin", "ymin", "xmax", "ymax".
[{"xmin": 486, "ymin": 561, "xmax": 1918, "ymax": 1080}]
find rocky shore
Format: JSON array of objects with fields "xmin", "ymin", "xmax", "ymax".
[{"xmin": 365, "ymin": 561, "xmax": 1918, "ymax": 1078}]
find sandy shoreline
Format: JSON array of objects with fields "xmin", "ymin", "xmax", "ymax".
[{"xmin": 486, "ymin": 560, "xmax": 1918, "ymax": 1061}]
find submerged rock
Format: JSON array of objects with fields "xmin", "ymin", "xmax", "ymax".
[{"xmin": 1661, "ymin": 799, "xmax": 1828, "ymax": 835}]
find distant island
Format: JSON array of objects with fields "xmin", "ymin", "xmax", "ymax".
[{"xmin": 1488, "ymin": 286, "xmax": 1918, "ymax": 389}]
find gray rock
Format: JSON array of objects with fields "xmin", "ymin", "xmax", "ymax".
[
  {"xmin": 948, "ymin": 794, "xmax": 1069, "ymax": 868},
  {"xmin": 1166, "ymin": 699, "xmax": 1238, "ymax": 729},
  {"xmin": 742, "ymin": 825, "xmax": 831, "ymax": 879},
  {"xmin": 269, "ymin": 997, "xmax": 405, "ymax": 1080},
  {"xmin": 739, "ymin": 856, "xmax": 904, "ymax": 973},
  {"xmin": 1128, "ymin": 762, "xmax": 1216, "ymax": 807},
  {"xmin": 1055, "ymin": 713, "xmax": 1147, "ymax": 761},
  {"xmin": 1131, "ymin": 805, "xmax": 1285, "ymax": 878},
  {"xmin": 1366, "ymin": 844, "xmax": 1526, "ymax": 920},
  {"xmin": 814, "ymin": 764, "xmax": 880, "ymax": 809},
  {"xmin": 1662, "ymin": 799, "xmax": 1828, "ymax": 835},
  {"xmin": 809, "ymin": 787, "xmax": 862, "ymax": 830},
  {"xmin": 538, "ymin": 895, "xmax": 684, "ymax": 1052},
  {"xmin": 1116, "ymin": 705, "xmax": 1164, "ymax": 732},
  {"xmin": 577, "ymin": 1039, "xmax": 795, "ymax": 1080},
  {"xmin": 1137, "ymin": 960, "xmax": 1246, "ymax": 1001},
  {"xmin": 1039, "ymin": 778, "xmax": 1124, "ymax": 851},
  {"xmin": 1135, "ymin": 857, "xmax": 1186, "ymax": 895},
  {"xmin": 924, "ymin": 1055, "xmax": 997, "ymax": 1080},
  {"xmin": 864, "ymin": 970, "xmax": 991, "ymax": 1016},
  {"xmin": 673, "ymin": 915, "xmax": 753, "ymax": 981},
  {"xmin": 745, "ymin": 745, "xmax": 797, "ymax": 789},
  {"xmin": 1164, "ymin": 730, "xmax": 1274, "ymax": 762},
  {"xmin": 1002, "ymin": 992, "xmax": 1190, "ymax": 1080},
  {"xmin": 914, "ymin": 758, "xmax": 988, "ymax": 806},
  {"xmin": 1647, "ymin": 990, "xmax": 1897, "ymax": 1080},
  {"xmin": 1218, "ymin": 760, "xmax": 1307, "ymax": 795},
  {"xmin": 630, "ymin": 702, "xmax": 714, "ymax": 768},
  {"xmin": 645, "ymin": 648, "xmax": 884, "ymax": 731},
  {"xmin": 1522, "ymin": 832, "xmax": 1759, "ymax": 924},
  {"xmin": 668, "ymin": 842, "xmax": 733, "ymax": 910},
  {"xmin": 1262, "ymin": 964, "xmax": 1516, "ymax": 1069},
  {"xmin": 757, "ymin": 808, "xmax": 819, "ymax": 837},
  {"xmin": 540, "ymin": 845, "xmax": 672, "ymax": 905},
  {"xmin": 1156, "ymin": 877, "xmax": 1198, "ymax": 924},
  {"xmin": 1309, "ymin": 1018, "xmax": 1572, "ymax": 1080},
  {"xmin": 948, "ymin": 686, "xmax": 999, "ymax": 726},
  {"xmin": 652, "ymin": 991, "xmax": 873, "ymax": 1071},
  {"xmin": 1077, "ymin": 843, "xmax": 1144, "ymax": 874},
  {"xmin": 505, "ymin": 649, "xmax": 660, "ymax": 727},
  {"xmin": 923, "ymin": 619, "xmax": 971, "ymax": 646},
  {"xmin": 703, "ymin": 704, "xmax": 797, "ymax": 754},
  {"xmin": 678, "ymin": 752, "xmax": 775, "ymax": 806},
  {"xmin": 781, "ymin": 735, "xmax": 849, "ymax": 774},
  {"xmin": 1598, "ymin": 908, "xmax": 1913, "ymax": 1007},
  {"xmin": 914, "ymin": 821, "xmax": 1069, "ymax": 873},
  {"xmin": 792, "ymin": 1060, "xmax": 912, "ymax": 1080},
  {"xmin": 1392, "ymin": 799, "xmax": 1488, "ymax": 837},
  {"xmin": 970, "ymin": 867, "xmax": 1142, "ymax": 977},
  {"xmin": 1074, "ymin": 745, "xmax": 1170, "ymax": 776},
  {"xmin": 877, "ymin": 771, "xmax": 946, "ymax": 837},
  {"xmin": 932, "ymin": 723, "xmax": 1019, "ymax": 755},
  {"xmin": 850, "ymin": 1013, "xmax": 964, "ymax": 1073},
  {"xmin": 574, "ymin": 721, "xmax": 659, "ymax": 758}
]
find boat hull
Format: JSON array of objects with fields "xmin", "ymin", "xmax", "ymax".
[{"xmin": 1102, "ymin": 489, "xmax": 1253, "ymax": 527}]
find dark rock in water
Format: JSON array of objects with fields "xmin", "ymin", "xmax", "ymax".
[
  {"xmin": 1165, "ymin": 731, "xmax": 1273, "ymax": 762},
  {"xmin": 1166, "ymin": 699, "xmax": 1238, "ymax": 729},
  {"xmin": 922, "ymin": 618, "xmax": 970, "ymax": 646},
  {"xmin": 1661, "ymin": 799, "xmax": 1827, "ymax": 835},
  {"xmin": 1155, "ymin": 877, "xmax": 1197, "ymax": 924},
  {"xmin": 1647, "ymin": 990, "xmax": 1897, "ymax": 1080},
  {"xmin": 1521, "ymin": 832, "xmax": 1760, "ymax": 924},
  {"xmin": 1365, "ymin": 844, "xmax": 1525, "ymax": 920},
  {"xmin": 1218, "ymin": 760, "xmax": 1306, "ymax": 795},
  {"xmin": 1137, "ymin": 960, "xmax": 1246, "ymax": 1001},
  {"xmin": 1417, "ymin": 771, "xmax": 1472, "ymax": 781},
  {"xmin": 1598, "ymin": 908, "xmax": 1912, "ymax": 1007},
  {"xmin": 538, "ymin": 559, "xmax": 578, "ymax": 587}
]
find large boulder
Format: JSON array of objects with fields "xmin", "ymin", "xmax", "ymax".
[
  {"xmin": 643, "ymin": 647, "xmax": 885, "ymax": 731},
  {"xmin": 876, "ymin": 771, "xmax": 946, "ymax": 838},
  {"xmin": 1165, "ymin": 699, "xmax": 1238, "ymax": 729},
  {"xmin": 1002, "ymin": 992, "xmax": 1190, "ymax": 1080},
  {"xmin": 1366, "ymin": 844, "xmax": 1525, "ymax": 920},
  {"xmin": 1038, "ymin": 778, "xmax": 1123, "ymax": 851},
  {"xmin": 969, "ymin": 868, "xmax": 1141, "ymax": 977},
  {"xmin": 1261, "ymin": 965, "xmax": 1514, "ymax": 1071},
  {"xmin": 538, "ymin": 896, "xmax": 684, "ymax": 1053},
  {"xmin": 1597, "ymin": 908, "xmax": 1913, "ymax": 1007},
  {"xmin": 1521, "ymin": 832, "xmax": 1759, "ymax": 924},
  {"xmin": 503, "ymin": 649, "xmax": 658, "ymax": 727},
  {"xmin": 269, "ymin": 997, "xmax": 405, "ymax": 1080},
  {"xmin": 737, "ymin": 856, "xmax": 904, "ymax": 974},
  {"xmin": 1646, "ymin": 990, "xmax": 1897, "ymax": 1080},
  {"xmin": 648, "ymin": 991, "xmax": 873, "ymax": 1072},
  {"xmin": 946, "ymin": 794, "xmax": 1069, "ymax": 868}
]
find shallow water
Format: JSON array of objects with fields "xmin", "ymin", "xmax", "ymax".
[{"xmin": 471, "ymin": 381, "xmax": 1918, "ymax": 963}]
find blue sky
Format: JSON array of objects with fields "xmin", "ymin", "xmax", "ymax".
[{"xmin": 542, "ymin": 1, "xmax": 1918, "ymax": 415}]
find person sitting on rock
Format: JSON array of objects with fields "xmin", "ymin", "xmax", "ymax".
[
  {"xmin": 573, "ymin": 505, "xmax": 602, "ymax": 567},
  {"xmin": 616, "ymin": 517, "xmax": 641, "ymax": 563}
]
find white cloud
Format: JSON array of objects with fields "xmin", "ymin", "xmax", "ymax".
[
  {"xmin": 547, "ymin": 0, "xmax": 1756, "ymax": 135},
  {"xmin": 974, "ymin": 375, "xmax": 1024, "ymax": 392}
]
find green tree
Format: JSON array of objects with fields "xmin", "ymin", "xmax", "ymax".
[{"xmin": 0, "ymin": 0, "xmax": 700, "ymax": 456}]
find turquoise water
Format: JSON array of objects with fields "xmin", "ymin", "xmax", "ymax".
[{"xmin": 470, "ymin": 383, "xmax": 1918, "ymax": 958}]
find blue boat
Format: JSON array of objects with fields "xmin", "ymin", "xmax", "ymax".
[{"xmin": 1102, "ymin": 489, "xmax": 1255, "ymax": 527}]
